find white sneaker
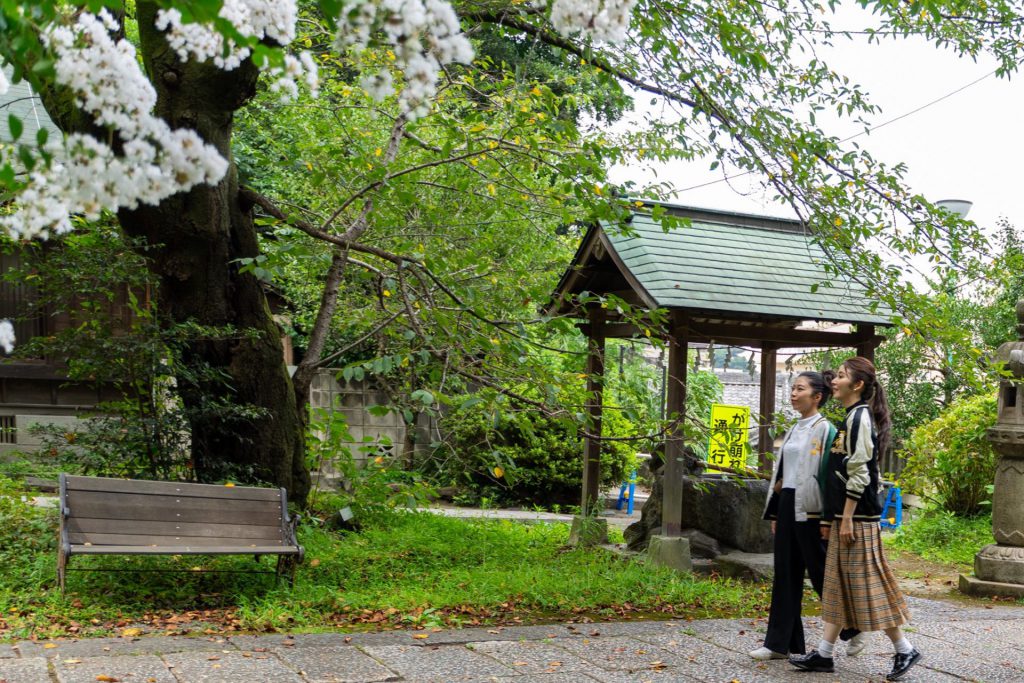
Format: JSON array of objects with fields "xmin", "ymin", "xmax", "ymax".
[
  {"xmin": 846, "ymin": 632, "xmax": 869, "ymax": 657},
  {"xmin": 749, "ymin": 646, "xmax": 787, "ymax": 660}
]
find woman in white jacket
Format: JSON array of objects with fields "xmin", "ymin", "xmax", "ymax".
[{"xmin": 750, "ymin": 370, "xmax": 864, "ymax": 660}]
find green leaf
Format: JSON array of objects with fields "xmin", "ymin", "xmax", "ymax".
[{"xmin": 8, "ymin": 114, "xmax": 22, "ymax": 141}]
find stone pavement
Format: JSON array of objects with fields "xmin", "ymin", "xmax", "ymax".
[
  {"xmin": 2, "ymin": 596, "xmax": 1022, "ymax": 682},
  {"xmin": 424, "ymin": 506, "xmax": 640, "ymax": 532}
]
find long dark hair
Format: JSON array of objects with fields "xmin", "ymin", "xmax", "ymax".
[
  {"xmin": 797, "ymin": 369, "xmax": 835, "ymax": 407},
  {"xmin": 841, "ymin": 356, "xmax": 891, "ymax": 458}
]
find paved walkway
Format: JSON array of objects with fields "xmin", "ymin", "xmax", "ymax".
[
  {"xmin": 1, "ymin": 596, "xmax": 1020, "ymax": 682},
  {"xmin": 424, "ymin": 506, "xmax": 641, "ymax": 531},
  {"xmin": 424, "ymin": 488, "xmax": 649, "ymax": 532}
]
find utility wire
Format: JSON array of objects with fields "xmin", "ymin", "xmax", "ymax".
[{"xmin": 674, "ymin": 69, "xmax": 998, "ymax": 194}]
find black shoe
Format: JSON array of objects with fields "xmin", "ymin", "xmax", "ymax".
[
  {"xmin": 789, "ymin": 650, "xmax": 834, "ymax": 673},
  {"xmin": 886, "ymin": 648, "xmax": 922, "ymax": 681}
]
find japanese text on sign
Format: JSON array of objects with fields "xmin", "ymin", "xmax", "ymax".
[{"xmin": 708, "ymin": 404, "xmax": 750, "ymax": 471}]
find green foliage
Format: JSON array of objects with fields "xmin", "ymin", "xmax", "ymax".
[
  {"xmin": 0, "ymin": 476, "xmax": 56, "ymax": 575},
  {"xmin": 885, "ymin": 507, "xmax": 993, "ymax": 567},
  {"xmin": 305, "ymin": 408, "xmax": 433, "ymax": 515},
  {"xmin": 978, "ymin": 220, "xmax": 1024, "ymax": 349},
  {"xmin": 430, "ymin": 398, "xmax": 635, "ymax": 506},
  {"xmin": 901, "ymin": 393, "xmax": 998, "ymax": 516}
]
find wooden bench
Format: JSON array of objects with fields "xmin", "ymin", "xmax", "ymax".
[{"xmin": 57, "ymin": 474, "xmax": 303, "ymax": 592}]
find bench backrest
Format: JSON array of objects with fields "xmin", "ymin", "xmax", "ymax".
[{"xmin": 60, "ymin": 474, "xmax": 294, "ymax": 550}]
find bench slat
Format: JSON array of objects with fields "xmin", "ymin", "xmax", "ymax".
[
  {"xmin": 68, "ymin": 532, "xmax": 287, "ymax": 548},
  {"xmin": 66, "ymin": 517, "xmax": 285, "ymax": 541},
  {"xmin": 69, "ymin": 544, "xmax": 299, "ymax": 556},
  {"xmin": 66, "ymin": 491, "xmax": 284, "ymax": 526},
  {"xmin": 63, "ymin": 475, "xmax": 282, "ymax": 502}
]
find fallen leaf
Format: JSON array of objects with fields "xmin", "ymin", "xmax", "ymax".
[
  {"xmin": 412, "ymin": 634, "xmax": 429, "ymax": 640},
  {"xmin": 43, "ymin": 643, "xmax": 58, "ymax": 649},
  {"xmin": 309, "ymin": 558, "xmax": 321, "ymax": 567},
  {"xmin": 120, "ymin": 628, "xmax": 142, "ymax": 638},
  {"xmin": 96, "ymin": 676, "xmax": 120, "ymax": 682},
  {"xmin": 63, "ymin": 659, "xmax": 82, "ymax": 664},
  {"xmin": 512, "ymin": 661, "xmax": 529, "ymax": 666}
]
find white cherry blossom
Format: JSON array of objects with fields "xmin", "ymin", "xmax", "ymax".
[
  {"xmin": 0, "ymin": 0, "xmax": 636, "ymax": 240},
  {"xmin": 1, "ymin": 10, "xmax": 228, "ymax": 240},
  {"xmin": 551, "ymin": 0, "xmax": 637, "ymax": 43},
  {"xmin": 0, "ymin": 320, "xmax": 14, "ymax": 354}
]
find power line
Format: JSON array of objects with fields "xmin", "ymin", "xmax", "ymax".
[{"xmin": 674, "ymin": 69, "xmax": 998, "ymax": 194}]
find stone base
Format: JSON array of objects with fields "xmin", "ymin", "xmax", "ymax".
[
  {"xmin": 568, "ymin": 516, "xmax": 608, "ymax": 547},
  {"xmin": 647, "ymin": 535, "xmax": 692, "ymax": 573},
  {"xmin": 713, "ymin": 550, "xmax": 773, "ymax": 581},
  {"xmin": 959, "ymin": 573, "xmax": 1024, "ymax": 599},
  {"xmin": 974, "ymin": 543, "xmax": 1024, "ymax": 584}
]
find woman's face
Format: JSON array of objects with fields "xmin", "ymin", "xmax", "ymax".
[
  {"xmin": 832, "ymin": 365, "xmax": 863, "ymax": 405},
  {"xmin": 790, "ymin": 376, "xmax": 819, "ymax": 416}
]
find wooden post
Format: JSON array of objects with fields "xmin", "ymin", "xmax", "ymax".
[
  {"xmin": 856, "ymin": 324, "xmax": 877, "ymax": 364},
  {"xmin": 580, "ymin": 305, "xmax": 606, "ymax": 516},
  {"xmin": 663, "ymin": 311, "xmax": 688, "ymax": 537},
  {"xmin": 758, "ymin": 343, "xmax": 778, "ymax": 473}
]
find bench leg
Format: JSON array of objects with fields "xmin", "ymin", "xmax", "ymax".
[
  {"xmin": 275, "ymin": 555, "xmax": 286, "ymax": 585},
  {"xmin": 57, "ymin": 548, "xmax": 67, "ymax": 595},
  {"xmin": 274, "ymin": 555, "xmax": 298, "ymax": 587}
]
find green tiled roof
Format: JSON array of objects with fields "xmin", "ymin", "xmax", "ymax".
[
  {"xmin": 0, "ymin": 70, "xmax": 61, "ymax": 145},
  {"xmin": 603, "ymin": 210, "xmax": 891, "ymax": 325}
]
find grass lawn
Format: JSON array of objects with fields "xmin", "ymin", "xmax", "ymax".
[{"xmin": 0, "ymin": 479, "xmax": 771, "ymax": 642}]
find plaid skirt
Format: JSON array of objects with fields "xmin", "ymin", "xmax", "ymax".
[{"xmin": 821, "ymin": 521, "xmax": 910, "ymax": 631}]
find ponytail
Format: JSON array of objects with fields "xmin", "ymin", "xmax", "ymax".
[{"xmin": 841, "ymin": 356, "xmax": 891, "ymax": 458}]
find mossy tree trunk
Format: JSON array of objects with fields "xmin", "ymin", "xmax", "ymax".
[{"xmin": 111, "ymin": 4, "xmax": 310, "ymax": 502}]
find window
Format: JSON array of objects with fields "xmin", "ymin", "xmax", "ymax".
[{"xmin": 0, "ymin": 249, "xmax": 44, "ymax": 355}]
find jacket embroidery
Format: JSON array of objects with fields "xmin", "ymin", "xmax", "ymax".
[{"xmin": 831, "ymin": 432, "xmax": 847, "ymax": 455}]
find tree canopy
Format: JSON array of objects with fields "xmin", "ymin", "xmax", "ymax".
[{"xmin": 1, "ymin": 0, "xmax": 1023, "ymax": 500}]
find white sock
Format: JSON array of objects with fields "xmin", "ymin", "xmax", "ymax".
[
  {"xmin": 894, "ymin": 637, "xmax": 914, "ymax": 655},
  {"xmin": 818, "ymin": 639, "xmax": 835, "ymax": 658}
]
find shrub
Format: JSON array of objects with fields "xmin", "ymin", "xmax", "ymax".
[
  {"xmin": 430, "ymin": 400, "xmax": 636, "ymax": 507},
  {"xmin": 900, "ymin": 393, "xmax": 997, "ymax": 516},
  {"xmin": 885, "ymin": 507, "xmax": 993, "ymax": 566}
]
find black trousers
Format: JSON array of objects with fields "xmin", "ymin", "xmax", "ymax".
[
  {"xmin": 763, "ymin": 489, "xmax": 860, "ymax": 654},
  {"xmin": 764, "ymin": 489, "xmax": 826, "ymax": 654}
]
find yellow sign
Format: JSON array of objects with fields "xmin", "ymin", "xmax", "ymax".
[{"xmin": 708, "ymin": 404, "xmax": 751, "ymax": 471}]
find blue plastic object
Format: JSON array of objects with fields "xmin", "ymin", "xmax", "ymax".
[
  {"xmin": 616, "ymin": 470, "xmax": 638, "ymax": 515},
  {"xmin": 880, "ymin": 483, "xmax": 903, "ymax": 529}
]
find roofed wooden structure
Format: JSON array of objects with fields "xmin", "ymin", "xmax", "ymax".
[{"xmin": 549, "ymin": 202, "xmax": 893, "ymax": 540}]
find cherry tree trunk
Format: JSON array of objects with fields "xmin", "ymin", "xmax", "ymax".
[{"xmin": 114, "ymin": 4, "xmax": 310, "ymax": 502}]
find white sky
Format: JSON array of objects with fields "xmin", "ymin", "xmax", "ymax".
[{"xmin": 607, "ymin": 10, "xmax": 1024, "ymax": 236}]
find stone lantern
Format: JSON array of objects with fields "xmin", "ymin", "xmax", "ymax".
[{"xmin": 961, "ymin": 301, "xmax": 1024, "ymax": 597}]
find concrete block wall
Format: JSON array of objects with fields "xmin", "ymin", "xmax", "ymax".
[
  {"xmin": 0, "ymin": 413, "xmax": 88, "ymax": 456},
  {"xmin": 308, "ymin": 370, "xmax": 406, "ymax": 488}
]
